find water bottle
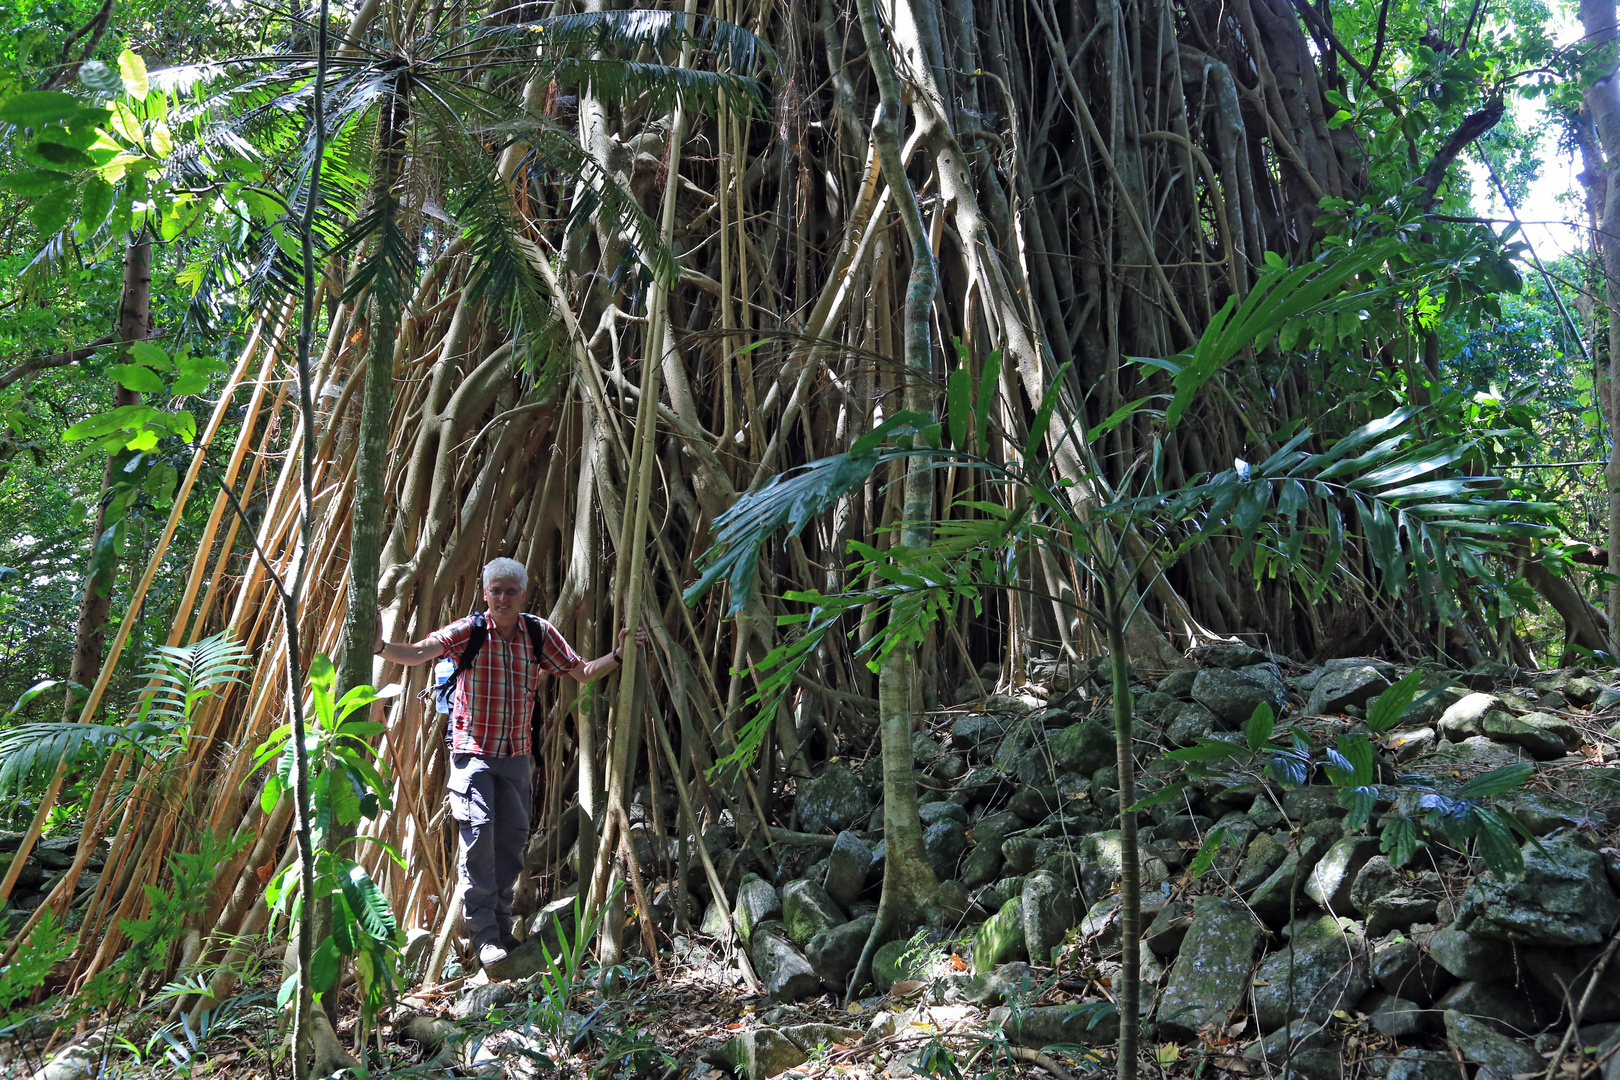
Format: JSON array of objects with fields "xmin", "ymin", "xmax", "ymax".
[{"xmin": 433, "ymin": 658, "xmax": 456, "ymax": 714}]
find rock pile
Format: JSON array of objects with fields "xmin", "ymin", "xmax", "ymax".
[
  {"xmin": 405, "ymin": 648, "xmax": 1620, "ymax": 1080},
  {"xmin": 0, "ymin": 833, "xmax": 108, "ymax": 936}
]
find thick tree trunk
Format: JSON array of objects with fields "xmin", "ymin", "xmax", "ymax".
[{"xmin": 64, "ymin": 235, "xmax": 150, "ymax": 716}]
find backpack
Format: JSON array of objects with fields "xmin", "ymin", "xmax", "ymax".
[{"xmin": 437, "ymin": 611, "xmax": 551, "ymax": 750}]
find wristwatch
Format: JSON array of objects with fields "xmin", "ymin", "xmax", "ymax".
[{"xmin": 612, "ymin": 647, "xmax": 624, "ymax": 664}]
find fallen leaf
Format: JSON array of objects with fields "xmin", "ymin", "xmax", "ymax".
[{"xmin": 890, "ymin": 980, "xmax": 927, "ymax": 997}]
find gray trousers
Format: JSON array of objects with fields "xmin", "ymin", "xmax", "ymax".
[{"xmin": 447, "ymin": 752, "xmax": 532, "ymax": 944}]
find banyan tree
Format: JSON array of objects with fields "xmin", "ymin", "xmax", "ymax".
[{"xmin": 0, "ymin": 0, "xmax": 1605, "ymax": 1067}]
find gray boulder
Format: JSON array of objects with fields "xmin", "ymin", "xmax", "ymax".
[
  {"xmin": 1370, "ymin": 934, "xmax": 1449, "ymax": 1005},
  {"xmin": 1050, "ymin": 720, "xmax": 1114, "ymax": 775},
  {"xmin": 961, "ymin": 842, "xmax": 1003, "ymax": 888},
  {"xmin": 1482, "ymin": 711, "xmax": 1581, "ymax": 759},
  {"xmin": 951, "ymin": 713, "xmax": 1006, "ymax": 752},
  {"xmin": 973, "ymin": 896, "xmax": 1027, "ymax": 973},
  {"xmin": 1157, "ymin": 897, "xmax": 1261, "ymax": 1039},
  {"xmin": 806, "ymin": 914, "xmax": 875, "ymax": 989},
  {"xmin": 1253, "ymin": 927, "xmax": 1370, "ymax": 1030},
  {"xmin": 1386, "ymin": 1050, "xmax": 1458, "ymax": 1080},
  {"xmin": 1243, "ymin": 1020, "xmax": 1342, "ymax": 1080},
  {"xmin": 1427, "ymin": 928, "xmax": 1515, "ymax": 982},
  {"xmin": 752, "ymin": 925, "xmax": 821, "ymax": 1003},
  {"xmin": 1454, "ymin": 834, "xmax": 1620, "ymax": 946},
  {"xmin": 1437, "ymin": 980, "xmax": 1548, "ymax": 1036},
  {"xmin": 923, "ymin": 819, "xmax": 968, "ymax": 879},
  {"xmin": 1002, "ymin": 836, "xmax": 1040, "ymax": 875},
  {"xmin": 1439, "ymin": 693, "xmax": 1500, "ymax": 741},
  {"xmin": 1364, "ymin": 992, "xmax": 1437, "ymax": 1036},
  {"xmin": 1350, "ymin": 856, "xmax": 1402, "ymax": 914},
  {"xmin": 453, "ymin": 981, "xmax": 519, "ymax": 1018},
  {"xmin": 1307, "ymin": 836, "xmax": 1382, "ymax": 913},
  {"xmin": 716, "ymin": 1028, "xmax": 807, "ymax": 1080},
  {"xmin": 1444, "ymin": 1010, "xmax": 1543, "ymax": 1080},
  {"xmin": 781, "ymin": 879, "xmax": 844, "ymax": 946},
  {"xmin": 1309, "ymin": 665, "xmax": 1392, "ymax": 716},
  {"xmin": 1235, "ymin": 832, "xmax": 1290, "ymax": 894},
  {"xmin": 734, "ymin": 874, "xmax": 782, "ymax": 945},
  {"xmin": 1158, "ymin": 669, "xmax": 1199, "ymax": 698},
  {"xmin": 823, "ymin": 831, "xmax": 872, "ymax": 907},
  {"xmin": 797, "ymin": 765, "xmax": 876, "ymax": 834},
  {"xmin": 992, "ymin": 1003, "xmax": 1119, "ymax": 1047},
  {"xmin": 1076, "ymin": 830, "xmax": 1125, "ymax": 906},
  {"xmin": 1165, "ymin": 702, "xmax": 1219, "ymax": 746},
  {"xmin": 946, "ymin": 961, "xmax": 1037, "ymax": 1005},
  {"xmin": 1193, "ymin": 666, "xmax": 1288, "ymax": 727},
  {"xmin": 1022, "ymin": 871, "xmax": 1079, "ymax": 964},
  {"xmin": 1410, "ymin": 736, "xmax": 1528, "ymax": 777}
]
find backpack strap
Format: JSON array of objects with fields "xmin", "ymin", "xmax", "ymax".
[
  {"xmin": 518, "ymin": 613, "xmax": 548, "ymax": 666},
  {"xmin": 441, "ymin": 612, "xmax": 489, "ymax": 701}
]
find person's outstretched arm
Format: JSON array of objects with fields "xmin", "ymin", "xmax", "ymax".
[
  {"xmin": 375, "ymin": 634, "xmax": 447, "ymax": 667},
  {"xmin": 565, "ymin": 626, "xmax": 650, "ymax": 683}
]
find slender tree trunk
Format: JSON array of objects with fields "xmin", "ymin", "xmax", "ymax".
[
  {"xmin": 339, "ymin": 81, "xmax": 410, "ymax": 694},
  {"xmin": 1106, "ymin": 589, "xmax": 1141, "ymax": 1080},
  {"xmin": 65, "ymin": 234, "xmax": 150, "ymax": 715},
  {"xmin": 1581, "ymin": 0, "xmax": 1620, "ymax": 641},
  {"xmin": 845, "ymin": 0, "xmax": 941, "ymax": 1003}
]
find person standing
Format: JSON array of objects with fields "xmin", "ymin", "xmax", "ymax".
[{"xmin": 376, "ymin": 556, "xmax": 645, "ymax": 967}]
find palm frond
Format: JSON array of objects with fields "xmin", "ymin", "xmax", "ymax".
[
  {"xmin": 464, "ymin": 10, "xmax": 777, "ymax": 74},
  {"xmin": 137, "ymin": 631, "xmax": 252, "ymax": 724},
  {"xmin": 0, "ymin": 723, "xmax": 154, "ymax": 800}
]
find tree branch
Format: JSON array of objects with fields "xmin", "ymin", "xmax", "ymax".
[
  {"xmin": 1418, "ymin": 101, "xmax": 1505, "ymax": 209},
  {"xmin": 0, "ymin": 329, "xmax": 168, "ymax": 391}
]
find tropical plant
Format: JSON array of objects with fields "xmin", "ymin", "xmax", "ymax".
[
  {"xmin": 687, "ymin": 246, "xmax": 1561, "ymax": 1078},
  {"xmin": 0, "ymin": 630, "xmax": 250, "ymax": 805},
  {"xmin": 251, "ymin": 652, "xmax": 404, "ymax": 1070},
  {"xmin": 1169, "ymin": 686, "xmax": 1538, "ymax": 881}
]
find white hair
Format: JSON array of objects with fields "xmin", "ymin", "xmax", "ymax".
[{"xmin": 482, "ymin": 557, "xmax": 529, "ymax": 591}]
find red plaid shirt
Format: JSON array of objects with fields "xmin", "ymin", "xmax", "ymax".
[{"xmin": 428, "ymin": 614, "xmax": 581, "ymax": 757}]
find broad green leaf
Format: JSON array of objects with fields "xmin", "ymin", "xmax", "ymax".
[
  {"xmin": 118, "ymin": 50, "xmax": 150, "ymax": 101},
  {"xmin": 1366, "ymin": 670, "xmax": 1424, "ymax": 732},
  {"xmin": 1165, "ymin": 738, "xmax": 1247, "ymax": 762},
  {"xmin": 1126, "ymin": 782, "xmax": 1188, "ymax": 813},
  {"xmin": 1472, "ymin": 809, "xmax": 1525, "ymax": 877},
  {"xmin": 0, "ymin": 91, "xmax": 85, "ymax": 127},
  {"xmin": 1382, "ymin": 816, "xmax": 1420, "ymax": 866},
  {"xmin": 946, "ymin": 367, "xmax": 970, "ymax": 449},
  {"xmin": 310, "ymin": 938, "xmax": 341, "ymax": 992},
  {"xmin": 31, "ymin": 186, "xmax": 73, "ymax": 236},
  {"xmin": 128, "ymin": 341, "xmax": 171, "ymax": 370},
  {"xmin": 1455, "ymin": 762, "xmax": 1533, "ymax": 800},
  {"xmin": 78, "ymin": 176, "xmax": 112, "ymax": 238},
  {"xmin": 79, "ymin": 60, "xmax": 123, "ymax": 96},
  {"xmin": 975, "ymin": 350, "xmax": 1001, "ymax": 449},
  {"xmin": 1339, "ymin": 786, "xmax": 1378, "ymax": 830},
  {"xmin": 0, "ymin": 169, "xmax": 71, "ymax": 196},
  {"xmin": 1022, "ymin": 364, "xmax": 1069, "ymax": 465},
  {"xmin": 1246, "ymin": 702, "xmax": 1275, "ymax": 750},
  {"xmin": 109, "ymin": 364, "xmax": 165, "ymax": 394},
  {"xmin": 1187, "ymin": 824, "xmax": 1229, "ymax": 878},
  {"xmin": 28, "ymin": 141, "xmax": 94, "ymax": 171}
]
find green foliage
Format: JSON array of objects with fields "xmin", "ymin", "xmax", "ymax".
[
  {"xmin": 688, "ymin": 246, "xmax": 1559, "ymax": 773},
  {"xmin": 253, "ymin": 654, "xmax": 403, "ymax": 1022},
  {"xmin": 1172, "ymin": 680, "xmax": 1537, "ymax": 879},
  {"xmin": 0, "ymin": 631, "xmax": 249, "ymax": 802},
  {"xmin": 0, "ymin": 909, "xmax": 73, "ymax": 1036},
  {"xmin": 80, "ymin": 827, "xmax": 251, "ymax": 1011}
]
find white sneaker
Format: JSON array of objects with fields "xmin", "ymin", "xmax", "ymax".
[{"xmin": 478, "ymin": 941, "xmax": 509, "ymax": 968}]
